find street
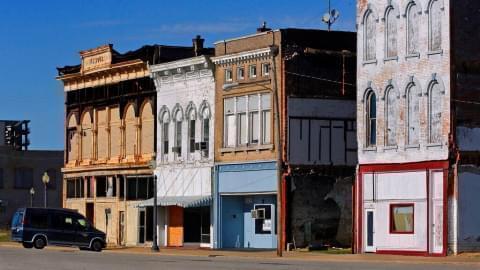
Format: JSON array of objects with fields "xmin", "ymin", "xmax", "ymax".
[{"xmin": 0, "ymin": 246, "xmax": 478, "ymax": 270}]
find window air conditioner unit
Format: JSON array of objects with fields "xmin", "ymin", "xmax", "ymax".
[
  {"xmin": 195, "ymin": 142, "xmax": 208, "ymax": 151},
  {"xmin": 171, "ymin": 146, "xmax": 181, "ymax": 153},
  {"xmin": 250, "ymin": 209, "xmax": 258, "ymax": 219}
]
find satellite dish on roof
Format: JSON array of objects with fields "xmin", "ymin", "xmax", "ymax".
[
  {"xmin": 331, "ymin": 9, "xmax": 340, "ymax": 20},
  {"xmin": 322, "ymin": 13, "xmax": 331, "ymax": 23},
  {"xmin": 322, "ymin": 0, "xmax": 340, "ymax": 31}
]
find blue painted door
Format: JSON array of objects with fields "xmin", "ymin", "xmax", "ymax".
[
  {"xmin": 244, "ymin": 195, "xmax": 277, "ymax": 249},
  {"xmin": 221, "ymin": 196, "xmax": 244, "ymax": 248}
]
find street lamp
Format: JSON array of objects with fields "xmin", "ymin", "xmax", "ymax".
[
  {"xmin": 29, "ymin": 187, "xmax": 35, "ymax": 207},
  {"xmin": 42, "ymin": 172, "xmax": 50, "ymax": 208},
  {"xmin": 149, "ymin": 158, "xmax": 159, "ymax": 252}
]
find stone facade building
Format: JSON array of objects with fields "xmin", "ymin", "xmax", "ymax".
[
  {"xmin": 211, "ymin": 26, "xmax": 357, "ymax": 250},
  {"xmin": 354, "ymin": 0, "xmax": 480, "ymax": 255},
  {"xmin": 146, "ymin": 36, "xmax": 215, "ymax": 248},
  {"xmin": 57, "ymin": 44, "xmax": 197, "ymax": 246}
]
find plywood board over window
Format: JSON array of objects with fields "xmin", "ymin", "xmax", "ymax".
[
  {"xmin": 81, "ymin": 111, "xmax": 92, "ymax": 162},
  {"xmin": 124, "ymin": 105, "xmax": 136, "ymax": 158},
  {"xmin": 67, "ymin": 114, "xmax": 78, "ymax": 164},
  {"xmin": 96, "ymin": 108, "xmax": 108, "ymax": 160},
  {"xmin": 110, "ymin": 106, "xmax": 121, "ymax": 160},
  {"xmin": 140, "ymin": 102, "xmax": 154, "ymax": 157}
]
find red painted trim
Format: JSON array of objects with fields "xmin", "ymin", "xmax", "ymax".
[
  {"xmin": 426, "ymin": 169, "xmax": 430, "ymax": 254},
  {"xmin": 281, "ymin": 173, "xmax": 287, "ymax": 250},
  {"xmin": 389, "ymin": 203, "xmax": 415, "ymax": 234},
  {"xmin": 357, "ymin": 169, "xmax": 363, "ymax": 253},
  {"xmin": 376, "ymin": 250, "xmax": 428, "ymax": 256},
  {"xmin": 442, "ymin": 167, "xmax": 448, "ymax": 256},
  {"xmin": 359, "ymin": 161, "xmax": 449, "ymax": 174}
]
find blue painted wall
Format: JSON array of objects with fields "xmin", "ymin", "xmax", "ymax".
[
  {"xmin": 218, "ymin": 161, "xmax": 277, "ymax": 194},
  {"xmin": 220, "ymin": 196, "xmax": 244, "ymax": 248}
]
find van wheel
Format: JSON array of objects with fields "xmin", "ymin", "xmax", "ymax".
[
  {"xmin": 91, "ymin": 240, "xmax": 103, "ymax": 252},
  {"xmin": 22, "ymin": 242, "xmax": 33, "ymax": 249},
  {"xmin": 33, "ymin": 236, "xmax": 46, "ymax": 249}
]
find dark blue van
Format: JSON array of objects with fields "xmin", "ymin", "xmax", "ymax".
[{"xmin": 11, "ymin": 207, "xmax": 106, "ymax": 251}]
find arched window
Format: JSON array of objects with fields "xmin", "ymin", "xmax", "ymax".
[
  {"xmin": 366, "ymin": 91, "xmax": 377, "ymax": 146},
  {"xmin": 81, "ymin": 111, "xmax": 92, "ymax": 161},
  {"xmin": 67, "ymin": 114, "xmax": 78, "ymax": 163},
  {"xmin": 406, "ymin": 2, "xmax": 419, "ymax": 55},
  {"xmin": 385, "ymin": 86, "xmax": 398, "ymax": 146},
  {"xmin": 385, "ymin": 6, "xmax": 398, "ymax": 58},
  {"xmin": 364, "ymin": 10, "xmax": 376, "ymax": 61},
  {"xmin": 124, "ymin": 105, "xmax": 136, "ymax": 157},
  {"xmin": 428, "ymin": 0, "xmax": 442, "ymax": 51},
  {"xmin": 173, "ymin": 105, "xmax": 183, "ymax": 158},
  {"xmin": 429, "ymin": 82, "xmax": 442, "ymax": 143},
  {"xmin": 199, "ymin": 101, "xmax": 211, "ymax": 158},
  {"xmin": 140, "ymin": 101, "xmax": 154, "ymax": 156},
  {"xmin": 158, "ymin": 106, "xmax": 170, "ymax": 158},
  {"xmin": 406, "ymin": 83, "xmax": 420, "ymax": 145},
  {"xmin": 186, "ymin": 103, "xmax": 197, "ymax": 155}
]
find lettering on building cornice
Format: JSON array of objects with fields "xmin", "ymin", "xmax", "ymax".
[{"xmin": 80, "ymin": 45, "xmax": 113, "ymax": 73}]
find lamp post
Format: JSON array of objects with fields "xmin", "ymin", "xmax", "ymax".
[
  {"xmin": 149, "ymin": 158, "xmax": 159, "ymax": 252},
  {"xmin": 29, "ymin": 187, "xmax": 35, "ymax": 207},
  {"xmin": 42, "ymin": 172, "xmax": 50, "ymax": 208}
]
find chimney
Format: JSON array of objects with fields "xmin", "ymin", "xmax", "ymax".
[
  {"xmin": 192, "ymin": 35, "xmax": 204, "ymax": 56},
  {"xmin": 256, "ymin": 21, "xmax": 271, "ymax": 33}
]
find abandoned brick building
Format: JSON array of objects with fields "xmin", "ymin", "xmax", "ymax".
[{"xmin": 355, "ymin": 0, "xmax": 480, "ymax": 255}]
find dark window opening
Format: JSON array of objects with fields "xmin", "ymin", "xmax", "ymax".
[{"xmin": 126, "ymin": 176, "xmax": 153, "ymax": 200}]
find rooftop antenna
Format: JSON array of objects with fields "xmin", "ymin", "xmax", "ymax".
[{"xmin": 322, "ymin": 0, "xmax": 340, "ymax": 31}]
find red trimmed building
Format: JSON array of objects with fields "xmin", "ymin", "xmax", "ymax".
[{"xmin": 355, "ymin": 0, "xmax": 480, "ymax": 255}]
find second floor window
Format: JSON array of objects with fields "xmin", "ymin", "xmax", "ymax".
[
  {"xmin": 173, "ymin": 109, "xmax": 183, "ymax": 157},
  {"xmin": 407, "ymin": 83, "xmax": 420, "ymax": 145},
  {"xmin": 223, "ymin": 93, "xmax": 272, "ymax": 148},
  {"xmin": 365, "ymin": 91, "xmax": 376, "ymax": 147}
]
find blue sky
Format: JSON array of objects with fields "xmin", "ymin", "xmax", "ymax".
[{"xmin": 0, "ymin": 0, "xmax": 356, "ymax": 150}]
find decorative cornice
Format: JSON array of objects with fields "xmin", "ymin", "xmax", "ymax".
[
  {"xmin": 149, "ymin": 55, "xmax": 210, "ymax": 74},
  {"xmin": 211, "ymin": 47, "xmax": 271, "ymax": 65}
]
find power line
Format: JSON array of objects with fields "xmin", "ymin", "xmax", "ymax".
[
  {"xmin": 285, "ymin": 71, "xmax": 355, "ymax": 86},
  {"xmin": 453, "ymin": 99, "xmax": 480, "ymax": 106}
]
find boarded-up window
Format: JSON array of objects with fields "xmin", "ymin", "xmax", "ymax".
[
  {"xmin": 110, "ymin": 106, "xmax": 121, "ymax": 158},
  {"xmin": 81, "ymin": 112, "xmax": 92, "ymax": 161},
  {"xmin": 366, "ymin": 91, "xmax": 376, "ymax": 146},
  {"xmin": 224, "ymin": 98, "xmax": 235, "ymax": 147},
  {"xmin": 407, "ymin": 4, "xmax": 419, "ymax": 54},
  {"xmin": 364, "ymin": 11, "xmax": 376, "ymax": 61},
  {"xmin": 124, "ymin": 105, "xmax": 136, "ymax": 157},
  {"xmin": 140, "ymin": 102, "xmax": 154, "ymax": 156},
  {"xmin": 385, "ymin": 87, "xmax": 397, "ymax": 146},
  {"xmin": 390, "ymin": 204, "xmax": 414, "ymax": 233},
  {"xmin": 429, "ymin": 82, "xmax": 442, "ymax": 143},
  {"xmin": 67, "ymin": 114, "xmax": 78, "ymax": 163},
  {"xmin": 429, "ymin": 0, "xmax": 442, "ymax": 51},
  {"xmin": 96, "ymin": 108, "xmax": 108, "ymax": 159},
  {"xmin": 14, "ymin": 168, "xmax": 33, "ymax": 189},
  {"xmin": 386, "ymin": 8, "xmax": 397, "ymax": 58},
  {"xmin": 407, "ymin": 84, "xmax": 420, "ymax": 145}
]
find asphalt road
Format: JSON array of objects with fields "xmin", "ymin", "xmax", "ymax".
[{"xmin": 0, "ymin": 246, "xmax": 478, "ymax": 270}]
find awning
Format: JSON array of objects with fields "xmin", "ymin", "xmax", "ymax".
[{"xmin": 137, "ymin": 195, "xmax": 212, "ymax": 208}]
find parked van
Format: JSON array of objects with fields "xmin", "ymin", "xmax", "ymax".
[{"xmin": 11, "ymin": 207, "xmax": 106, "ymax": 251}]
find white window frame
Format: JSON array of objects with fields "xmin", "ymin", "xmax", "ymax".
[
  {"xmin": 249, "ymin": 65, "xmax": 257, "ymax": 78},
  {"xmin": 225, "ymin": 68, "xmax": 233, "ymax": 82},
  {"xmin": 237, "ymin": 67, "xmax": 245, "ymax": 80},
  {"xmin": 261, "ymin": 63, "xmax": 270, "ymax": 77}
]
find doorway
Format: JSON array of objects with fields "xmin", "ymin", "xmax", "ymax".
[
  {"xmin": 364, "ymin": 209, "xmax": 375, "ymax": 252},
  {"xmin": 119, "ymin": 211, "xmax": 125, "ymax": 246},
  {"xmin": 86, "ymin": 203, "xmax": 94, "ymax": 225},
  {"xmin": 183, "ymin": 206, "xmax": 210, "ymax": 246},
  {"xmin": 430, "ymin": 171, "xmax": 444, "ymax": 254},
  {"xmin": 138, "ymin": 207, "xmax": 153, "ymax": 244}
]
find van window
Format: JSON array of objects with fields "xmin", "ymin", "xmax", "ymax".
[
  {"xmin": 51, "ymin": 213, "xmax": 75, "ymax": 231},
  {"xmin": 29, "ymin": 209, "xmax": 48, "ymax": 229},
  {"xmin": 76, "ymin": 217, "xmax": 89, "ymax": 231},
  {"xmin": 12, "ymin": 211, "xmax": 24, "ymax": 227}
]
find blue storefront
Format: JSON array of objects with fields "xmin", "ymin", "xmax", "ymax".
[{"xmin": 213, "ymin": 161, "xmax": 277, "ymax": 249}]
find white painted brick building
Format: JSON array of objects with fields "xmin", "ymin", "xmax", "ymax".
[{"xmin": 354, "ymin": 0, "xmax": 480, "ymax": 255}]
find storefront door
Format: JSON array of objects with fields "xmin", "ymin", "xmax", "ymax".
[
  {"xmin": 430, "ymin": 171, "xmax": 444, "ymax": 254},
  {"xmin": 365, "ymin": 209, "xmax": 375, "ymax": 252}
]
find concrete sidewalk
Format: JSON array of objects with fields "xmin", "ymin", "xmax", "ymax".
[{"xmin": 1, "ymin": 241, "xmax": 479, "ymax": 265}]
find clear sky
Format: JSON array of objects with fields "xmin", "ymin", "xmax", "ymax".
[{"xmin": 0, "ymin": 0, "xmax": 356, "ymax": 150}]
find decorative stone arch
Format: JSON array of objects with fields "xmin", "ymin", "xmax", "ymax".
[
  {"xmin": 361, "ymin": 3, "xmax": 380, "ymax": 24},
  {"xmin": 361, "ymin": 81, "xmax": 380, "ymax": 103},
  {"xmin": 67, "ymin": 111, "xmax": 79, "ymax": 128},
  {"xmin": 158, "ymin": 105, "xmax": 171, "ymax": 124},
  {"xmin": 425, "ymin": 73, "xmax": 446, "ymax": 96},
  {"xmin": 402, "ymin": 76, "xmax": 423, "ymax": 98},
  {"xmin": 172, "ymin": 103, "xmax": 184, "ymax": 122},
  {"xmin": 381, "ymin": 79, "xmax": 401, "ymax": 101},
  {"xmin": 361, "ymin": 4, "xmax": 379, "ymax": 62},
  {"xmin": 403, "ymin": 0, "xmax": 423, "ymax": 17},
  {"xmin": 80, "ymin": 108, "xmax": 94, "ymax": 125},
  {"xmin": 382, "ymin": 0, "xmax": 401, "ymax": 21},
  {"xmin": 425, "ymin": 0, "xmax": 445, "ymax": 13},
  {"xmin": 185, "ymin": 101, "xmax": 197, "ymax": 120},
  {"xmin": 122, "ymin": 102, "xmax": 137, "ymax": 120},
  {"xmin": 198, "ymin": 100, "xmax": 211, "ymax": 120},
  {"xmin": 139, "ymin": 99, "xmax": 154, "ymax": 118}
]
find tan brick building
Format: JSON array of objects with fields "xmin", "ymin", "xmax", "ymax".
[{"xmin": 57, "ymin": 44, "xmax": 198, "ymax": 246}]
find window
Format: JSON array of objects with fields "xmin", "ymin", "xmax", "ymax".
[
  {"xmin": 407, "ymin": 3, "xmax": 419, "ymax": 55},
  {"xmin": 407, "ymin": 84, "xmax": 420, "ymax": 145},
  {"xmin": 385, "ymin": 7, "xmax": 398, "ymax": 58},
  {"xmin": 249, "ymin": 65, "xmax": 257, "ymax": 78},
  {"xmin": 385, "ymin": 87, "xmax": 397, "ymax": 146},
  {"xmin": 201, "ymin": 105, "xmax": 210, "ymax": 157},
  {"xmin": 390, "ymin": 204, "xmax": 414, "ymax": 234},
  {"xmin": 14, "ymin": 168, "xmax": 33, "ymax": 189},
  {"xmin": 173, "ymin": 108, "xmax": 183, "ymax": 157},
  {"xmin": 224, "ymin": 98, "xmax": 235, "ymax": 147},
  {"xmin": 262, "ymin": 63, "xmax": 270, "ymax": 76},
  {"xmin": 237, "ymin": 67, "xmax": 245, "ymax": 80},
  {"xmin": 0, "ymin": 168, "xmax": 3, "ymax": 189},
  {"xmin": 254, "ymin": 204, "xmax": 273, "ymax": 234},
  {"xmin": 95, "ymin": 176, "xmax": 116, "ymax": 198},
  {"xmin": 28, "ymin": 209, "xmax": 48, "ymax": 229},
  {"xmin": 162, "ymin": 122, "xmax": 169, "ymax": 155},
  {"xmin": 261, "ymin": 94, "xmax": 271, "ymax": 144},
  {"xmin": 188, "ymin": 119, "xmax": 196, "ymax": 153},
  {"xmin": 225, "ymin": 68, "xmax": 233, "ymax": 82},
  {"xmin": 223, "ymin": 94, "xmax": 272, "ymax": 148},
  {"xmin": 429, "ymin": 0, "xmax": 442, "ymax": 51},
  {"xmin": 66, "ymin": 178, "xmax": 84, "ymax": 198},
  {"xmin": 364, "ymin": 10, "xmax": 376, "ymax": 61},
  {"xmin": 126, "ymin": 176, "xmax": 154, "ymax": 200},
  {"xmin": 236, "ymin": 96, "xmax": 247, "ymax": 145},
  {"xmin": 429, "ymin": 82, "xmax": 442, "ymax": 143},
  {"xmin": 365, "ymin": 91, "xmax": 376, "ymax": 146}
]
